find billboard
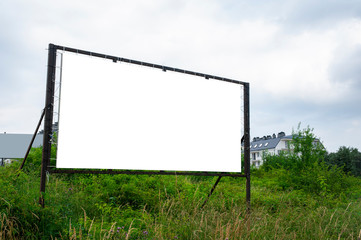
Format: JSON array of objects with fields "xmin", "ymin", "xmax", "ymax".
[{"xmin": 56, "ymin": 52, "xmax": 242, "ymax": 172}]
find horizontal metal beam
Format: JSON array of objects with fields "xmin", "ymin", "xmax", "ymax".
[
  {"xmin": 52, "ymin": 44, "xmax": 247, "ymax": 86},
  {"xmin": 49, "ymin": 168, "xmax": 246, "ymax": 177}
]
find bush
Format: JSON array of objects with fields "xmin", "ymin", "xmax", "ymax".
[{"xmin": 261, "ymin": 125, "xmax": 350, "ymax": 198}]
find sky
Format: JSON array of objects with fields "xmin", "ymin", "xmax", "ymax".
[{"xmin": 1, "ymin": 0, "xmax": 361, "ymax": 153}]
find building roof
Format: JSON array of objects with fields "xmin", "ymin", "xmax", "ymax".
[
  {"xmin": 251, "ymin": 137, "xmax": 281, "ymax": 151},
  {"xmin": 0, "ymin": 133, "xmax": 43, "ymax": 158},
  {"xmin": 250, "ymin": 132, "xmax": 292, "ymax": 152}
]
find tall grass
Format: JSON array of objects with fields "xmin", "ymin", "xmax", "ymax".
[
  {"xmin": 144, "ymin": 192, "xmax": 361, "ymax": 240},
  {"xmin": 0, "ymin": 198, "xmax": 20, "ymax": 240},
  {"xmin": 0, "ymin": 147, "xmax": 361, "ymax": 239},
  {"xmin": 49, "ymin": 194, "xmax": 361, "ymax": 239}
]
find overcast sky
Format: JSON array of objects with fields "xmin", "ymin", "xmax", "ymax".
[{"xmin": 1, "ymin": 0, "xmax": 361, "ymax": 152}]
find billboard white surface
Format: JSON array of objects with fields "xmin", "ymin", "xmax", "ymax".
[{"xmin": 56, "ymin": 53, "xmax": 241, "ymax": 172}]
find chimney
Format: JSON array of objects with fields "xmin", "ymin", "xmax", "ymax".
[
  {"xmin": 277, "ymin": 132, "xmax": 285, "ymax": 138},
  {"xmin": 272, "ymin": 133, "xmax": 276, "ymax": 138}
]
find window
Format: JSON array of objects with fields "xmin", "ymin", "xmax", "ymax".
[
  {"xmin": 259, "ymin": 143, "xmax": 263, "ymax": 147},
  {"xmin": 265, "ymin": 142, "xmax": 268, "ymax": 147},
  {"xmin": 254, "ymin": 144, "xmax": 257, "ymax": 148}
]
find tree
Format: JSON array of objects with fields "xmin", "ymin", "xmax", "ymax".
[
  {"xmin": 261, "ymin": 125, "xmax": 351, "ymax": 196},
  {"xmin": 262, "ymin": 124, "xmax": 326, "ymax": 172},
  {"xmin": 325, "ymin": 146, "xmax": 361, "ymax": 176},
  {"xmin": 291, "ymin": 124, "xmax": 326, "ymax": 169}
]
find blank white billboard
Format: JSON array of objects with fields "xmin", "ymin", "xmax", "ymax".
[{"xmin": 57, "ymin": 52, "xmax": 241, "ymax": 172}]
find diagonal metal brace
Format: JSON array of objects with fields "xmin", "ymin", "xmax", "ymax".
[
  {"xmin": 201, "ymin": 176, "xmax": 222, "ymax": 208},
  {"xmin": 18, "ymin": 107, "xmax": 46, "ymax": 175}
]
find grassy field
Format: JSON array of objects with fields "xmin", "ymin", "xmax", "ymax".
[{"xmin": 1, "ymin": 147, "xmax": 361, "ymax": 239}]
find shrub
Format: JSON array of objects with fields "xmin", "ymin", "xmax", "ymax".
[{"xmin": 261, "ymin": 125, "xmax": 350, "ymax": 198}]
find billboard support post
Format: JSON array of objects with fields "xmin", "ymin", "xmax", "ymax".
[
  {"xmin": 244, "ymin": 83, "xmax": 251, "ymax": 211},
  {"xmin": 39, "ymin": 44, "xmax": 57, "ymax": 207}
]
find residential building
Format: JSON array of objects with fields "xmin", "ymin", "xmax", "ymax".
[{"xmin": 250, "ymin": 132, "xmax": 293, "ymax": 167}]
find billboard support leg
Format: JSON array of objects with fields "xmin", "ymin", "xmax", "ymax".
[
  {"xmin": 201, "ymin": 176, "xmax": 222, "ymax": 208},
  {"xmin": 39, "ymin": 44, "xmax": 57, "ymax": 207},
  {"xmin": 18, "ymin": 108, "xmax": 46, "ymax": 174}
]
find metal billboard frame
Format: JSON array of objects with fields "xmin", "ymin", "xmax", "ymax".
[{"xmin": 39, "ymin": 43, "xmax": 251, "ymax": 209}]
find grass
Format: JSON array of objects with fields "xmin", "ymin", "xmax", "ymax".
[
  {"xmin": 0, "ymin": 148, "xmax": 361, "ymax": 239},
  {"xmin": 46, "ymin": 192, "xmax": 361, "ymax": 239}
]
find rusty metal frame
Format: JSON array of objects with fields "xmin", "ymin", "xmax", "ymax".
[{"xmin": 39, "ymin": 43, "xmax": 251, "ymax": 208}]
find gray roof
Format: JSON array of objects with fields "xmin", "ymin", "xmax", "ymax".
[
  {"xmin": 0, "ymin": 133, "xmax": 43, "ymax": 158},
  {"xmin": 250, "ymin": 135, "xmax": 292, "ymax": 152}
]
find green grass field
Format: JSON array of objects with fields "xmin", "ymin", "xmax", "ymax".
[{"xmin": 1, "ymin": 146, "xmax": 361, "ymax": 239}]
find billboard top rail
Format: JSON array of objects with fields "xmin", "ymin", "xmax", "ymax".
[{"xmin": 51, "ymin": 44, "xmax": 248, "ymax": 86}]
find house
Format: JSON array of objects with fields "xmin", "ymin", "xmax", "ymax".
[
  {"xmin": 250, "ymin": 132, "xmax": 293, "ymax": 167},
  {"xmin": 0, "ymin": 133, "xmax": 43, "ymax": 165},
  {"xmin": 250, "ymin": 131, "xmax": 323, "ymax": 167},
  {"xmin": 1, "ymin": 122, "xmax": 58, "ymax": 165}
]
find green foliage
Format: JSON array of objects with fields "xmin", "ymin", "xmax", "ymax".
[
  {"xmin": 1, "ymin": 144, "xmax": 361, "ymax": 239},
  {"xmin": 292, "ymin": 124, "xmax": 326, "ymax": 167},
  {"xmin": 261, "ymin": 125, "xmax": 351, "ymax": 199},
  {"xmin": 325, "ymin": 146, "xmax": 361, "ymax": 176},
  {"xmin": 22, "ymin": 147, "xmax": 43, "ymax": 172},
  {"xmin": 262, "ymin": 151, "xmax": 299, "ymax": 171},
  {"xmin": 262, "ymin": 124, "xmax": 326, "ymax": 172}
]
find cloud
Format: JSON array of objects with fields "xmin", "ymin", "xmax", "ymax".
[
  {"xmin": 214, "ymin": 0, "xmax": 361, "ymax": 27},
  {"xmin": 330, "ymin": 45, "xmax": 361, "ymax": 93},
  {"xmin": 284, "ymin": 0, "xmax": 361, "ymax": 29},
  {"xmin": 1, "ymin": 0, "xmax": 361, "ymax": 151}
]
